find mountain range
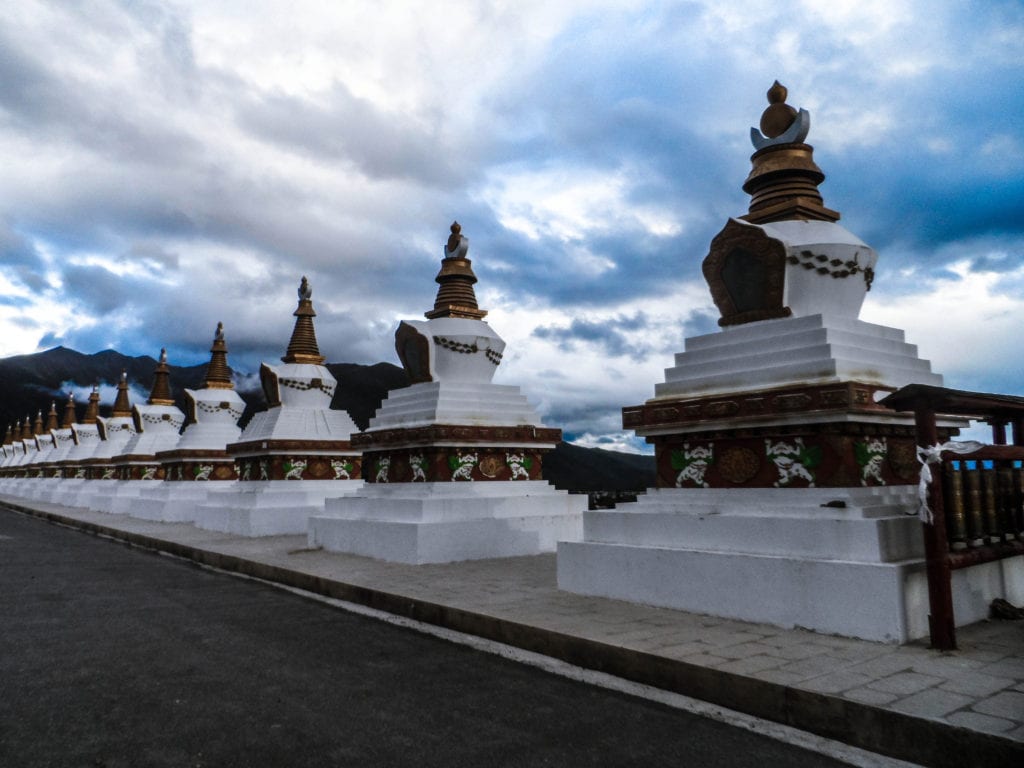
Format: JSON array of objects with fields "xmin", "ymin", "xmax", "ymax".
[{"xmin": 0, "ymin": 346, "xmax": 654, "ymax": 493}]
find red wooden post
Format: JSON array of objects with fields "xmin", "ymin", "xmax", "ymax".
[
  {"xmin": 1012, "ymin": 417, "xmax": 1024, "ymax": 447},
  {"xmin": 914, "ymin": 401, "xmax": 957, "ymax": 650},
  {"xmin": 991, "ymin": 420, "xmax": 1007, "ymax": 445}
]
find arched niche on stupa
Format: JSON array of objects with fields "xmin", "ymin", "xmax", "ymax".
[{"xmin": 702, "ymin": 218, "xmax": 792, "ymax": 326}]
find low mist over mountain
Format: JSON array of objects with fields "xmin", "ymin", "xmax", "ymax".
[{"xmin": 0, "ymin": 347, "xmax": 653, "ymax": 492}]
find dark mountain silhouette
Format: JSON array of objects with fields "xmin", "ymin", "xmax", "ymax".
[
  {"xmin": 543, "ymin": 440, "xmax": 656, "ymax": 492},
  {"xmin": 0, "ymin": 346, "xmax": 654, "ymax": 492}
]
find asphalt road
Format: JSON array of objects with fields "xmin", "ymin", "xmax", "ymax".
[{"xmin": 0, "ymin": 508, "xmax": 852, "ymax": 768}]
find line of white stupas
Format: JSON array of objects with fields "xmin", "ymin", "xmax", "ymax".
[{"xmin": 0, "ymin": 222, "xmax": 588, "ymax": 566}]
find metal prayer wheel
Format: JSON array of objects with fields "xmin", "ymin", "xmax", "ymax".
[
  {"xmin": 981, "ymin": 468, "xmax": 1000, "ymax": 542},
  {"xmin": 963, "ymin": 465, "xmax": 985, "ymax": 546},
  {"xmin": 1011, "ymin": 466, "xmax": 1019, "ymax": 536},
  {"xmin": 942, "ymin": 467, "xmax": 968, "ymax": 549},
  {"xmin": 997, "ymin": 467, "xmax": 1015, "ymax": 540}
]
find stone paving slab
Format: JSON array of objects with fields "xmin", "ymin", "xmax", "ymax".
[{"xmin": 2, "ymin": 494, "xmax": 1023, "ymax": 768}]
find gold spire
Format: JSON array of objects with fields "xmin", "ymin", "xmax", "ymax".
[
  {"xmin": 32, "ymin": 409, "xmax": 44, "ymax": 435},
  {"xmin": 44, "ymin": 401, "xmax": 58, "ymax": 432},
  {"xmin": 83, "ymin": 383, "xmax": 101, "ymax": 424},
  {"xmin": 742, "ymin": 81, "xmax": 840, "ymax": 224},
  {"xmin": 21, "ymin": 416, "xmax": 32, "ymax": 440},
  {"xmin": 112, "ymin": 370, "xmax": 133, "ymax": 417},
  {"xmin": 204, "ymin": 322, "xmax": 234, "ymax": 389},
  {"xmin": 61, "ymin": 394, "xmax": 76, "ymax": 429},
  {"xmin": 3, "ymin": 424, "xmax": 12, "ymax": 446},
  {"xmin": 148, "ymin": 348, "xmax": 175, "ymax": 405},
  {"xmin": 281, "ymin": 276, "xmax": 326, "ymax": 364},
  {"xmin": 425, "ymin": 221, "xmax": 487, "ymax": 320}
]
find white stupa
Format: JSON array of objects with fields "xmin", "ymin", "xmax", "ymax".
[
  {"xmin": 0, "ymin": 420, "xmax": 27, "ymax": 486},
  {"xmin": 557, "ymin": 83, "xmax": 980, "ymax": 643},
  {"xmin": 309, "ymin": 222, "xmax": 585, "ymax": 564},
  {"xmin": 193, "ymin": 277, "xmax": 363, "ymax": 536},
  {"xmin": 0, "ymin": 424, "xmax": 15, "ymax": 478},
  {"xmin": 20, "ymin": 402, "xmax": 60, "ymax": 499},
  {"xmin": 132, "ymin": 323, "xmax": 246, "ymax": 522},
  {"xmin": 45, "ymin": 385, "xmax": 107, "ymax": 505},
  {"xmin": 88, "ymin": 353, "xmax": 185, "ymax": 514},
  {"xmin": 7, "ymin": 409, "xmax": 50, "ymax": 496},
  {"xmin": 71, "ymin": 371, "xmax": 138, "ymax": 509}
]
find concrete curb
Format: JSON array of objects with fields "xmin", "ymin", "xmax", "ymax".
[{"xmin": 5, "ymin": 500, "xmax": 1022, "ymax": 768}]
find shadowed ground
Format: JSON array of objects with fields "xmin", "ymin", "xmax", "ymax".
[{"xmin": 0, "ymin": 510, "xmax": 847, "ymax": 768}]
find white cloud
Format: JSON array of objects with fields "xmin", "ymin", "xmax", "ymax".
[{"xmin": 861, "ymin": 261, "xmax": 1024, "ymax": 395}]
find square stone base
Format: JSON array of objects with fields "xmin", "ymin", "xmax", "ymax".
[
  {"xmin": 309, "ymin": 481, "xmax": 586, "ymax": 564},
  {"xmin": 192, "ymin": 480, "xmax": 363, "ymax": 536},
  {"xmin": 556, "ymin": 486, "xmax": 1024, "ymax": 643}
]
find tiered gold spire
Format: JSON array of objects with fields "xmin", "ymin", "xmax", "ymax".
[
  {"xmin": 83, "ymin": 383, "xmax": 101, "ymax": 424},
  {"xmin": 148, "ymin": 348, "xmax": 175, "ymax": 405},
  {"xmin": 21, "ymin": 416, "xmax": 32, "ymax": 440},
  {"xmin": 32, "ymin": 410, "xmax": 43, "ymax": 435},
  {"xmin": 204, "ymin": 322, "xmax": 234, "ymax": 389},
  {"xmin": 61, "ymin": 394, "xmax": 76, "ymax": 429},
  {"xmin": 112, "ymin": 370, "xmax": 133, "ymax": 417},
  {"xmin": 425, "ymin": 222, "xmax": 487, "ymax": 320},
  {"xmin": 44, "ymin": 401, "xmax": 58, "ymax": 432},
  {"xmin": 281, "ymin": 277, "xmax": 326, "ymax": 364},
  {"xmin": 742, "ymin": 81, "xmax": 840, "ymax": 224},
  {"xmin": 3, "ymin": 424, "xmax": 12, "ymax": 446}
]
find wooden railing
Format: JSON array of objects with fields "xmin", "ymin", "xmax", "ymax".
[
  {"xmin": 880, "ymin": 385, "xmax": 1024, "ymax": 650},
  {"xmin": 941, "ymin": 450, "xmax": 1024, "ymax": 560}
]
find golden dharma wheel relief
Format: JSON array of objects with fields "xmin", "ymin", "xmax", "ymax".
[
  {"xmin": 478, "ymin": 455, "xmax": 503, "ymax": 478},
  {"xmin": 306, "ymin": 458, "xmax": 332, "ymax": 479},
  {"xmin": 717, "ymin": 447, "xmax": 761, "ymax": 484}
]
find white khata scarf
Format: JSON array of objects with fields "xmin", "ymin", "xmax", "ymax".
[{"xmin": 914, "ymin": 441, "xmax": 985, "ymax": 524}]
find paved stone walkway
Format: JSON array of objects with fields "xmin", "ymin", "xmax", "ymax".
[{"xmin": 2, "ymin": 494, "xmax": 1022, "ymax": 768}]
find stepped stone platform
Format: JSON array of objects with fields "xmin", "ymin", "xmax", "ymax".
[{"xmin": 3, "ymin": 493, "xmax": 1021, "ymax": 768}]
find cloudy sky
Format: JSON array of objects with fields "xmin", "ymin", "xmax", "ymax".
[{"xmin": 1, "ymin": 1, "xmax": 1022, "ymax": 452}]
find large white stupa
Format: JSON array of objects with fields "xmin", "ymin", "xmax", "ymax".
[
  {"xmin": 192, "ymin": 277, "xmax": 363, "ymax": 536},
  {"xmin": 309, "ymin": 222, "xmax": 585, "ymax": 564},
  {"xmin": 557, "ymin": 83, "xmax": 982, "ymax": 643}
]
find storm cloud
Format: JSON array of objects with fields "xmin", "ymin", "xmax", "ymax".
[{"xmin": 1, "ymin": 0, "xmax": 1022, "ymax": 451}]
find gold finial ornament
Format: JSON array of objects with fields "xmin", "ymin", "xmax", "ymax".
[
  {"xmin": 760, "ymin": 81, "xmax": 798, "ymax": 138},
  {"xmin": 425, "ymin": 221, "xmax": 487, "ymax": 320},
  {"xmin": 33, "ymin": 409, "xmax": 44, "ymax": 435},
  {"xmin": 147, "ymin": 348, "xmax": 175, "ymax": 405},
  {"xmin": 742, "ymin": 81, "xmax": 839, "ymax": 224},
  {"xmin": 83, "ymin": 383, "xmax": 101, "ymax": 424},
  {"xmin": 282, "ymin": 276, "xmax": 326, "ymax": 364},
  {"xmin": 44, "ymin": 401, "xmax": 59, "ymax": 432},
  {"xmin": 112, "ymin": 370, "xmax": 133, "ymax": 417},
  {"xmin": 204, "ymin": 322, "xmax": 235, "ymax": 389},
  {"xmin": 61, "ymin": 393, "xmax": 76, "ymax": 429},
  {"xmin": 21, "ymin": 415, "xmax": 32, "ymax": 440}
]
